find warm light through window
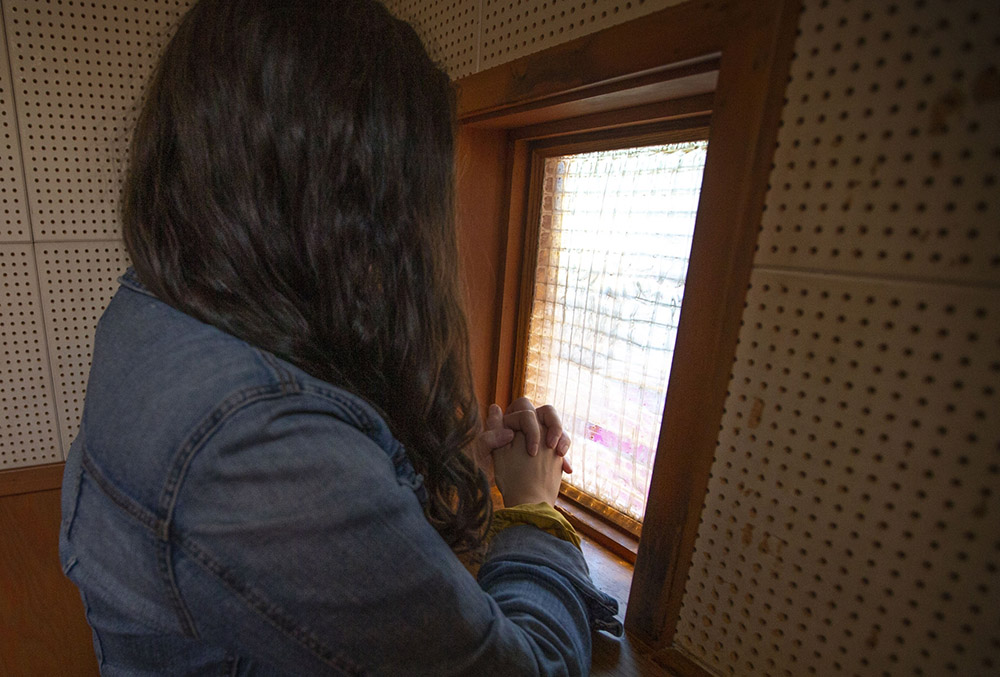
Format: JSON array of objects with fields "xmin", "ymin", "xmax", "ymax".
[{"xmin": 523, "ymin": 141, "xmax": 708, "ymax": 521}]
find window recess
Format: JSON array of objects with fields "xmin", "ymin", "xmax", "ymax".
[{"xmin": 454, "ymin": 1, "xmax": 799, "ymax": 671}]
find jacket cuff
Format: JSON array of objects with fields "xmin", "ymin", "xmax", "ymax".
[
  {"xmin": 487, "ymin": 502, "xmax": 582, "ymax": 549},
  {"xmin": 485, "ymin": 523, "xmax": 625, "ymax": 637}
]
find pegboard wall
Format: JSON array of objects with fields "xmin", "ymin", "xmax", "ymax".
[
  {"xmin": 381, "ymin": 0, "xmax": 480, "ymax": 79},
  {"xmin": 35, "ymin": 242, "xmax": 127, "ymax": 454},
  {"xmin": 0, "ymin": 0, "xmax": 189, "ymax": 470},
  {"xmin": 754, "ymin": 0, "xmax": 999, "ymax": 287},
  {"xmin": 0, "ymin": 14, "xmax": 27, "ymax": 243},
  {"xmin": 673, "ymin": 1, "xmax": 1000, "ymax": 676},
  {"xmin": 0, "ymin": 2, "xmax": 997, "ymax": 676},
  {"xmin": 0, "ymin": 244, "xmax": 59, "ymax": 468},
  {"xmin": 4, "ymin": 0, "xmax": 193, "ymax": 241},
  {"xmin": 382, "ymin": 0, "xmax": 690, "ymax": 77},
  {"xmin": 677, "ymin": 271, "xmax": 999, "ymax": 676}
]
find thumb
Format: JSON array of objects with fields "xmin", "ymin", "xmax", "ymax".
[
  {"xmin": 485, "ymin": 403, "xmax": 504, "ymax": 431},
  {"xmin": 479, "ymin": 427, "xmax": 514, "ymax": 450}
]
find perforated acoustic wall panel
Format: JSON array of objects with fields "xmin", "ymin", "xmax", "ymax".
[
  {"xmin": 36, "ymin": 242, "xmax": 126, "ymax": 453},
  {"xmin": 674, "ymin": 1, "xmax": 1000, "ymax": 675},
  {"xmin": 0, "ymin": 12, "xmax": 28, "ymax": 243},
  {"xmin": 754, "ymin": 0, "xmax": 999, "ymax": 286},
  {"xmin": 677, "ymin": 272, "xmax": 999, "ymax": 676},
  {"xmin": 4, "ymin": 0, "xmax": 192, "ymax": 241},
  {"xmin": 382, "ymin": 0, "xmax": 479, "ymax": 78},
  {"xmin": 477, "ymin": 0, "xmax": 687, "ymax": 70},
  {"xmin": 383, "ymin": 0, "xmax": 692, "ymax": 77},
  {"xmin": 0, "ymin": 1, "xmax": 187, "ymax": 468},
  {"xmin": 0, "ymin": 243, "xmax": 59, "ymax": 468}
]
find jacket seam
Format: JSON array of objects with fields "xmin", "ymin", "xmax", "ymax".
[
  {"xmin": 255, "ymin": 349, "xmax": 299, "ymax": 394},
  {"xmin": 156, "ymin": 384, "xmax": 297, "ymax": 639},
  {"xmin": 157, "ymin": 385, "xmax": 292, "ymax": 534},
  {"xmin": 81, "ymin": 452, "xmax": 162, "ymax": 534},
  {"xmin": 173, "ymin": 531, "xmax": 363, "ymax": 676},
  {"xmin": 299, "ymin": 383, "xmax": 378, "ymax": 435}
]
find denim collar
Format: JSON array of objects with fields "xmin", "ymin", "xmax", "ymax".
[{"xmin": 118, "ymin": 267, "xmax": 157, "ymax": 299}]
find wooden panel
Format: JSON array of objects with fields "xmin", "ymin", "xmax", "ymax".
[
  {"xmin": 455, "ymin": 127, "xmax": 510, "ymax": 413},
  {"xmin": 455, "ymin": 1, "xmax": 730, "ymax": 120},
  {"xmin": 0, "ymin": 465, "xmax": 98, "ymax": 676},
  {"xmin": 0, "ymin": 462, "xmax": 63, "ymax": 497}
]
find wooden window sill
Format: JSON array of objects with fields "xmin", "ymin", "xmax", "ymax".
[{"xmin": 579, "ymin": 532, "xmax": 673, "ymax": 676}]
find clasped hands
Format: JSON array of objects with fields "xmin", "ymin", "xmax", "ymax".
[{"xmin": 474, "ymin": 397, "xmax": 571, "ymax": 508}]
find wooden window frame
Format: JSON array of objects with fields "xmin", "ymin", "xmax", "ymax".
[{"xmin": 453, "ymin": 1, "xmax": 799, "ymax": 672}]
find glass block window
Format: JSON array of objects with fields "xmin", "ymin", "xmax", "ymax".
[{"xmin": 522, "ymin": 141, "xmax": 709, "ymax": 521}]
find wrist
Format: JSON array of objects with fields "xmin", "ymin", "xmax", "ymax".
[{"xmin": 501, "ymin": 492, "xmax": 555, "ymax": 508}]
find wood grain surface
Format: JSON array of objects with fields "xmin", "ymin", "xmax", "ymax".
[{"xmin": 0, "ymin": 465, "xmax": 98, "ymax": 676}]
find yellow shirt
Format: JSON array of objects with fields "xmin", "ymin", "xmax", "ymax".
[{"xmin": 487, "ymin": 502, "xmax": 582, "ymax": 549}]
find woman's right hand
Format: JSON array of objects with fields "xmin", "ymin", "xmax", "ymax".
[{"xmin": 492, "ymin": 431, "xmax": 565, "ymax": 508}]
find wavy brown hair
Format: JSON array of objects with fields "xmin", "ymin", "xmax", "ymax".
[{"xmin": 122, "ymin": 0, "xmax": 489, "ymax": 550}]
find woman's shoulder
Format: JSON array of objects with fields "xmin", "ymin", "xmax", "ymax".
[{"xmin": 80, "ymin": 270, "xmax": 421, "ymax": 519}]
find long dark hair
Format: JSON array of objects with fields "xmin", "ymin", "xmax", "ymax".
[{"xmin": 122, "ymin": 0, "xmax": 489, "ymax": 550}]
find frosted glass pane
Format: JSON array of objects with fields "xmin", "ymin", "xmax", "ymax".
[{"xmin": 523, "ymin": 141, "xmax": 708, "ymax": 521}]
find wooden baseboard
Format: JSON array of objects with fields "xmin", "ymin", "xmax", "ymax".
[
  {"xmin": 652, "ymin": 646, "xmax": 714, "ymax": 677},
  {"xmin": 0, "ymin": 462, "xmax": 66, "ymax": 497}
]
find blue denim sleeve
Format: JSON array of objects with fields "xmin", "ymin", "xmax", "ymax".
[{"xmin": 169, "ymin": 395, "xmax": 619, "ymax": 676}]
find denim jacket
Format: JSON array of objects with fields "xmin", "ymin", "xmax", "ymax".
[{"xmin": 59, "ymin": 270, "xmax": 622, "ymax": 676}]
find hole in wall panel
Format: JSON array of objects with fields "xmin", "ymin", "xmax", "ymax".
[{"xmin": 0, "ymin": 243, "xmax": 61, "ymax": 468}]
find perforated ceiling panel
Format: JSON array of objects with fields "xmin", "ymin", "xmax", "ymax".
[
  {"xmin": 382, "ymin": 0, "xmax": 479, "ymax": 78},
  {"xmin": 3, "ymin": 0, "xmax": 192, "ymax": 241},
  {"xmin": 676, "ymin": 0, "xmax": 1000, "ymax": 675},
  {"xmin": 36, "ymin": 242, "xmax": 127, "ymax": 455},
  {"xmin": 0, "ymin": 244, "xmax": 60, "ymax": 469},
  {"xmin": 478, "ymin": 0, "xmax": 688, "ymax": 71},
  {"xmin": 0, "ymin": 12, "xmax": 29, "ymax": 244}
]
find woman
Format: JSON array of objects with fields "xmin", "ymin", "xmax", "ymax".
[{"xmin": 59, "ymin": 0, "xmax": 621, "ymax": 674}]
